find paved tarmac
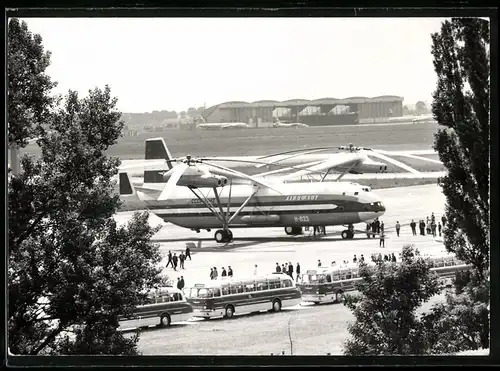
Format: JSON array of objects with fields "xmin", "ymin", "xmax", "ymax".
[
  {"xmin": 114, "ymin": 183, "xmax": 458, "ymax": 355},
  {"xmin": 115, "ymin": 184, "xmax": 449, "ymax": 286}
]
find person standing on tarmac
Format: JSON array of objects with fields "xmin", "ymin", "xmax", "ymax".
[
  {"xmin": 379, "ymin": 232, "xmax": 386, "ymax": 248},
  {"xmin": 221, "ymin": 267, "xmax": 227, "ymax": 277},
  {"xmin": 166, "ymin": 251, "xmax": 173, "ymax": 268},
  {"xmin": 179, "ymin": 252, "xmax": 185, "ymax": 269},
  {"xmin": 395, "ymin": 221, "xmax": 401, "ymax": 237},
  {"xmin": 172, "ymin": 253, "xmax": 178, "ymax": 271},
  {"xmin": 410, "ymin": 219, "xmax": 417, "ymax": 236},
  {"xmin": 185, "ymin": 246, "xmax": 192, "ymax": 260},
  {"xmin": 228, "ymin": 266, "xmax": 233, "ymax": 277},
  {"xmin": 438, "ymin": 222, "xmax": 442, "ymax": 237},
  {"xmin": 296, "ymin": 263, "xmax": 301, "ymax": 281},
  {"xmin": 288, "ymin": 262, "xmax": 294, "ymax": 278},
  {"xmin": 176, "ymin": 277, "xmax": 182, "ymax": 290},
  {"xmin": 441, "ymin": 215, "xmax": 447, "ymax": 227}
]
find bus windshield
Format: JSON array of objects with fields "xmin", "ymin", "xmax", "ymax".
[
  {"xmin": 184, "ymin": 287, "xmax": 220, "ymax": 298},
  {"xmin": 301, "ymin": 273, "xmax": 331, "ymax": 284}
]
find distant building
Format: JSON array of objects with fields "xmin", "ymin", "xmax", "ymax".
[{"xmin": 202, "ymin": 96, "xmax": 404, "ymax": 127}]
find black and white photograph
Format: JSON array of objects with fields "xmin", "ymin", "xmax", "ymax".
[{"xmin": 7, "ymin": 11, "xmax": 492, "ymax": 363}]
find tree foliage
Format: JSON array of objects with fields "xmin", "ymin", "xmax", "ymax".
[
  {"xmin": 8, "ymin": 18, "xmax": 57, "ymax": 148},
  {"xmin": 8, "ymin": 86, "xmax": 166, "ymax": 355},
  {"xmin": 7, "ymin": 27, "xmax": 167, "ymax": 354},
  {"xmin": 420, "ymin": 276, "xmax": 489, "ymax": 353},
  {"xmin": 431, "ymin": 18, "xmax": 490, "ymax": 280},
  {"xmin": 343, "ymin": 245, "xmax": 441, "ymax": 355}
]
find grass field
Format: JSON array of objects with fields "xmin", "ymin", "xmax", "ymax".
[{"xmin": 20, "ymin": 122, "xmax": 440, "ymax": 160}]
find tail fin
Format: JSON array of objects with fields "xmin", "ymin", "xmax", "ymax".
[
  {"xmin": 119, "ymin": 172, "xmax": 135, "ymax": 196},
  {"xmin": 144, "ymin": 137, "xmax": 172, "ymax": 183}
]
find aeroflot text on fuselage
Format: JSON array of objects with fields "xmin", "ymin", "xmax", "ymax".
[
  {"xmin": 285, "ymin": 195, "xmax": 319, "ymax": 201},
  {"xmin": 189, "ymin": 195, "xmax": 320, "ymax": 204}
]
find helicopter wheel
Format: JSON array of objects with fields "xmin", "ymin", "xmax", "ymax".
[{"xmin": 215, "ymin": 229, "xmax": 233, "ymax": 243}]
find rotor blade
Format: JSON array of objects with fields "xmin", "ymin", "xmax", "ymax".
[
  {"xmin": 202, "ymin": 161, "xmax": 284, "ymax": 194},
  {"xmin": 374, "ymin": 149, "xmax": 442, "ymax": 165},
  {"xmin": 281, "ymin": 156, "xmax": 361, "ymax": 181},
  {"xmin": 199, "ymin": 157, "xmax": 326, "ymax": 175},
  {"xmin": 119, "ymin": 159, "xmax": 167, "ymax": 170},
  {"xmin": 257, "ymin": 146, "xmax": 341, "ymax": 160},
  {"xmin": 258, "ymin": 160, "xmax": 326, "ymax": 177},
  {"xmin": 363, "ymin": 151, "xmax": 421, "ymax": 174},
  {"xmin": 158, "ymin": 163, "xmax": 189, "ymax": 201},
  {"xmin": 254, "ymin": 148, "xmax": 337, "ymax": 168}
]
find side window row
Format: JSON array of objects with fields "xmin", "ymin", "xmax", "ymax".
[{"xmin": 218, "ymin": 279, "xmax": 293, "ymax": 295}]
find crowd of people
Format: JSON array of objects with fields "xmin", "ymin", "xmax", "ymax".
[
  {"xmin": 165, "ymin": 213, "xmax": 446, "ymax": 289},
  {"xmin": 209, "ymin": 266, "xmax": 234, "ymax": 280},
  {"xmin": 275, "ymin": 261, "xmax": 301, "ymax": 281},
  {"xmin": 165, "ymin": 246, "xmax": 192, "ymax": 271}
]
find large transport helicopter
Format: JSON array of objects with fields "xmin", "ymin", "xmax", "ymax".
[{"xmin": 119, "ymin": 140, "xmax": 390, "ymax": 243}]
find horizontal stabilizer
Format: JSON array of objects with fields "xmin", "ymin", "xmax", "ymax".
[{"xmin": 119, "ymin": 172, "xmax": 134, "ymax": 195}]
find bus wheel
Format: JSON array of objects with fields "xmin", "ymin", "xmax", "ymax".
[
  {"xmin": 336, "ymin": 290, "xmax": 345, "ymax": 303},
  {"xmin": 224, "ymin": 305, "xmax": 235, "ymax": 318},
  {"xmin": 272, "ymin": 299, "xmax": 282, "ymax": 312},
  {"xmin": 159, "ymin": 313, "xmax": 171, "ymax": 327}
]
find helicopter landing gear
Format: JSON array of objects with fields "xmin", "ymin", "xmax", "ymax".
[
  {"xmin": 285, "ymin": 226, "xmax": 303, "ymax": 236},
  {"xmin": 215, "ymin": 229, "xmax": 233, "ymax": 243},
  {"xmin": 341, "ymin": 224, "xmax": 355, "ymax": 239}
]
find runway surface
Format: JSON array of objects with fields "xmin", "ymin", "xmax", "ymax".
[{"xmin": 114, "ymin": 184, "xmax": 452, "ymax": 355}]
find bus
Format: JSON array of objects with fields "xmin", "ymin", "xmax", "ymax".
[
  {"xmin": 183, "ymin": 273, "xmax": 302, "ymax": 319},
  {"xmin": 297, "ymin": 255, "xmax": 471, "ymax": 304},
  {"xmin": 118, "ymin": 286, "xmax": 193, "ymax": 330}
]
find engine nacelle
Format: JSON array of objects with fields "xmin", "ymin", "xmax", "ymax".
[
  {"xmin": 161, "ymin": 166, "xmax": 228, "ymax": 188},
  {"xmin": 177, "ymin": 175, "xmax": 228, "ymax": 188},
  {"xmin": 351, "ymin": 158, "xmax": 388, "ymax": 174}
]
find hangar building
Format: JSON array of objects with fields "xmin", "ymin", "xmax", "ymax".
[{"xmin": 202, "ymin": 96, "xmax": 404, "ymax": 127}]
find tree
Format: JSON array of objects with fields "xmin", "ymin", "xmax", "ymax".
[
  {"xmin": 342, "ymin": 245, "xmax": 441, "ymax": 355},
  {"xmin": 415, "ymin": 101, "xmax": 427, "ymax": 115},
  {"xmin": 8, "ymin": 86, "xmax": 166, "ymax": 355},
  {"xmin": 420, "ymin": 276, "xmax": 489, "ymax": 353},
  {"xmin": 413, "ymin": 18, "xmax": 491, "ymax": 354},
  {"xmin": 8, "ymin": 18, "xmax": 57, "ymax": 148},
  {"xmin": 431, "ymin": 18, "xmax": 490, "ymax": 281}
]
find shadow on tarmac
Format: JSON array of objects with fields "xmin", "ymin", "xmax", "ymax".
[{"xmin": 153, "ymin": 233, "xmax": 380, "ymax": 252}]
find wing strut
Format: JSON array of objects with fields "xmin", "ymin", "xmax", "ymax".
[
  {"xmin": 188, "ymin": 187, "xmax": 225, "ymax": 225},
  {"xmin": 228, "ymin": 189, "xmax": 258, "ymax": 225},
  {"xmin": 335, "ymin": 160, "xmax": 361, "ymax": 181}
]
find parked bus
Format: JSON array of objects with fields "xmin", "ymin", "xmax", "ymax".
[
  {"xmin": 183, "ymin": 273, "xmax": 302, "ymax": 319},
  {"xmin": 297, "ymin": 255, "xmax": 471, "ymax": 304},
  {"xmin": 118, "ymin": 286, "xmax": 193, "ymax": 330}
]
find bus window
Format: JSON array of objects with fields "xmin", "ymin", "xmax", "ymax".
[
  {"xmin": 229, "ymin": 285, "xmax": 240, "ymax": 294},
  {"xmin": 326, "ymin": 275, "xmax": 332, "ymax": 283},
  {"xmin": 268, "ymin": 280, "xmax": 279, "ymax": 289},
  {"xmin": 256, "ymin": 282, "xmax": 268, "ymax": 291},
  {"xmin": 212, "ymin": 288, "xmax": 221, "ymax": 297},
  {"xmin": 331, "ymin": 274, "xmax": 340, "ymax": 282},
  {"xmin": 221, "ymin": 286, "xmax": 230, "ymax": 296},
  {"xmin": 245, "ymin": 284, "xmax": 255, "ymax": 292},
  {"xmin": 147, "ymin": 295, "xmax": 156, "ymax": 304},
  {"xmin": 281, "ymin": 279, "xmax": 292, "ymax": 288}
]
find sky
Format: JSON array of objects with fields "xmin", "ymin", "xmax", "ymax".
[{"xmin": 20, "ymin": 17, "xmax": 449, "ymax": 113}]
